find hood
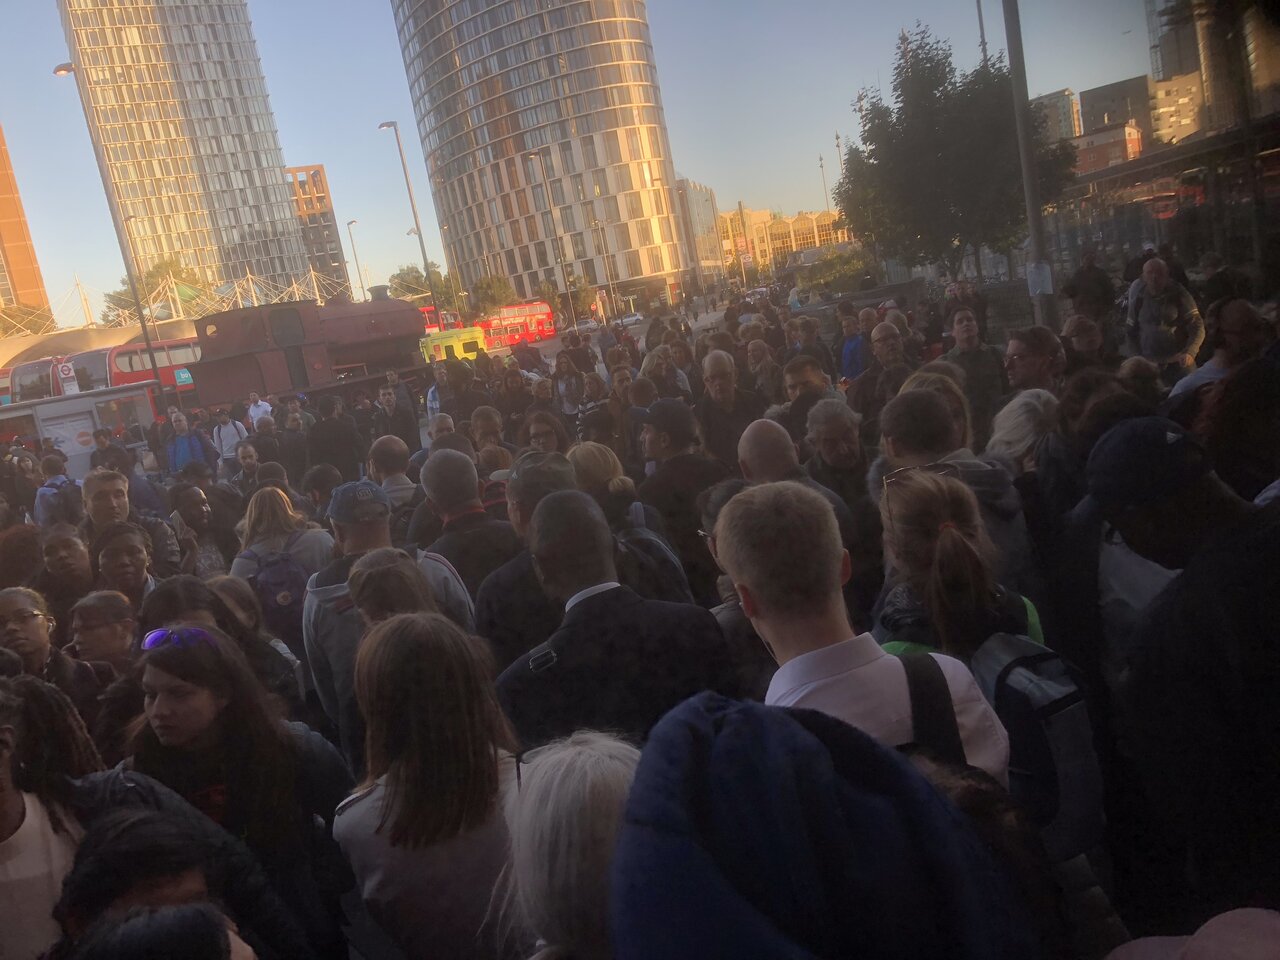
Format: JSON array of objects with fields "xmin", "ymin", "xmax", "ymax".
[
  {"xmin": 306, "ymin": 555, "xmax": 356, "ymax": 606},
  {"xmin": 612, "ymin": 692, "xmax": 1034, "ymax": 960},
  {"xmin": 879, "ymin": 582, "xmax": 931, "ymax": 633},
  {"xmin": 868, "ymin": 450, "xmax": 1020, "ymax": 521}
]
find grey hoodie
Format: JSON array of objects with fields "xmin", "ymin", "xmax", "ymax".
[
  {"xmin": 869, "ymin": 449, "xmax": 1045, "ymax": 604},
  {"xmin": 303, "ymin": 550, "xmax": 475, "ymax": 772}
]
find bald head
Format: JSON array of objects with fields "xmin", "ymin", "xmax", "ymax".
[
  {"xmin": 422, "ymin": 448, "xmax": 480, "ymax": 514},
  {"xmin": 529, "ymin": 490, "xmax": 617, "ymax": 600},
  {"xmin": 368, "ymin": 435, "xmax": 410, "ymax": 481},
  {"xmin": 871, "ymin": 320, "xmax": 905, "ymax": 366},
  {"xmin": 738, "ymin": 418, "xmax": 800, "ymax": 481}
]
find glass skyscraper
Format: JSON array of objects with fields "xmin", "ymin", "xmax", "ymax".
[
  {"xmin": 58, "ymin": 0, "xmax": 308, "ymax": 290},
  {"xmin": 392, "ymin": 0, "xmax": 687, "ymax": 308}
]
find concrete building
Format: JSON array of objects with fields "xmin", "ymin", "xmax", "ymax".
[
  {"xmin": 1069, "ymin": 122, "xmax": 1144, "ymax": 175},
  {"xmin": 391, "ymin": 0, "xmax": 687, "ymax": 309},
  {"xmin": 718, "ymin": 207, "xmax": 850, "ymax": 273},
  {"xmin": 1031, "ymin": 89, "xmax": 1081, "ymax": 141},
  {"xmin": 0, "ymin": 124, "xmax": 48, "ymax": 310},
  {"xmin": 285, "ymin": 165, "xmax": 349, "ymax": 296},
  {"xmin": 57, "ymin": 0, "xmax": 309, "ymax": 290},
  {"xmin": 676, "ymin": 178, "xmax": 723, "ymax": 291},
  {"xmin": 1081, "ymin": 75, "xmax": 1156, "ymax": 145},
  {"xmin": 1151, "ymin": 72, "xmax": 1204, "ymax": 145}
]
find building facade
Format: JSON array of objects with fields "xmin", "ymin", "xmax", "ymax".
[
  {"xmin": 57, "ymin": 0, "xmax": 308, "ymax": 290},
  {"xmin": 285, "ymin": 165, "xmax": 350, "ymax": 296},
  {"xmin": 676, "ymin": 178, "xmax": 723, "ymax": 290},
  {"xmin": 1081, "ymin": 75, "xmax": 1156, "ymax": 145},
  {"xmin": 1151, "ymin": 71, "xmax": 1204, "ymax": 145},
  {"xmin": 391, "ymin": 0, "xmax": 687, "ymax": 310},
  {"xmin": 1069, "ymin": 122, "xmax": 1144, "ymax": 175},
  {"xmin": 0, "ymin": 124, "xmax": 49, "ymax": 310},
  {"xmin": 718, "ymin": 207, "xmax": 850, "ymax": 273},
  {"xmin": 1030, "ymin": 89, "xmax": 1081, "ymax": 141}
]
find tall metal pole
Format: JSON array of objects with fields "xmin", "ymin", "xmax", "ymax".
[
  {"xmin": 819, "ymin": 155, "xmax": 831, "ymax": 213},
  {"xmin": 121, "ymin": 216, "xmax": 167, "ymax": 408},
  {"xmin": 735, "ymin": 201, "xmax": 750, "ymax": 287},
  {"xmin": 591, "ymin": 220, "xmax": 620, "ymax": 319},
  {"xmin": 1002, "ymin": 0, "xmax": 1056, "ymax": 327},
  {"xmin": 977, "ymin": 0, "xmax": 990, "ymax": 66},
  {"xmin": 379, "ymin": 121, "xmax": 439, "ymax": 313},
  {"xmin": 346, "ymin": 220, "xmax": 366, "ymax": 301},
  {"xmin": 528, "ymin": 151, "xmax": 577, "ymax": 327}
]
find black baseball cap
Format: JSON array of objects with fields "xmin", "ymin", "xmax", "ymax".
[
  {"xmin": 1085, "ymin": 417, "xmax": 1211, "ymax": 512},
  {"xmin": 639, "ymin": 399, "xmax": 698, "ymax": 447}
]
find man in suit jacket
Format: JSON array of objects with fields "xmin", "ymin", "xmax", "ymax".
[{"xmin": 497, "ymin": 490, "xmax": 738, "ymax": 750}]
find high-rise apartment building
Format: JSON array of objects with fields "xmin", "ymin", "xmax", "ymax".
[
  {"xmin": 676, "ymin": 179, "xmax": 723, "ymax": 290},
  {"xmin": 285, "ymin": 165, "xmax": 349, "ymax": 296},
  {"xmin": 391, "ymin": 0, "xmax": 686, "ymax": 307},
  {"xmin": 1030, "ymin": 89, "xmax": 1082, "ymax": 141},
  {"xmin": 1151, "ymin": 72, "xmax": 1204, "ymax": 145},
  {"xmin": 57, "ymin": 0, "xmax": 308, "ymax": 290},
  {"xmin": 0, "ymin": 124, "xmax": 49, "ymax": 310},
  {"xmin": 1080, "ymin": 75, "xmax": 1156, "ymax": 145}
]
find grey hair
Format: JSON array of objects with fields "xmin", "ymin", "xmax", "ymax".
[
  {"xmin": 702, "ymin": 349, "xmax": 735, "ymax": 376},
  {"xmin": 505, "ymin": 731, "xmax": 640, "ymax": 960},
  {"xmin": 805, "ymin": 398, "xmax": 861, "ymax": 441},
  {"xmin": 985, "ymin": 389, "xmax": 1059, "ymax": 466},
  {"xmin": 429, "ymin": 413, "xmax": 455, "ymax": 431}
]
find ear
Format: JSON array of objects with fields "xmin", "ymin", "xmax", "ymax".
[
  {"xmin": 738, "ymin": 459, "xmax": 752, "ymax": 480},
  {"xmin": 838, "ymin": 549, "xmax": 852, "ymax": 587},
  {"xmin": 884, "ymin": 436, "xmax": 901, "ymax": 461},
  {"xmin": 737, "ymin": 581, "xmax": 760, "ymax": 620}
]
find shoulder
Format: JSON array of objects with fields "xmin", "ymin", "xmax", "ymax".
[{"xmin": 334, "ymin": 781, "xmax": 381, "ymax": 822}]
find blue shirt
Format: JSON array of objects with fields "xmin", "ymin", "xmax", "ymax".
[
  {"xmin": 841, "ymin": 335, "xmax": 867, "ymax": 380},
  {"xmin": 167, "ymin": 432, "xmax": 208, "ymax": 471},
  {"xmin": 34, "ymin": 474, "xmax": 73, "ymax": 528}
]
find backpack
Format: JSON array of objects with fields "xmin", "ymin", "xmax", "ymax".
[
  {"xmin": 51, "ymin": 478, "xmax": 85, "ymax": 525},
  {"xmin": 614, "ymin": 501, "xmax": 694, "ymax": 604},
  {"xmin": 969, "ymin": 633, "xmax": 1106, "ymax": 864},
  {"xmin": 390, "ymin": 486, "xmax": 427, "ymax": 552},
  {"xmin": 239, "ymin": 531, "xmax": 309, "ymax": 654}
]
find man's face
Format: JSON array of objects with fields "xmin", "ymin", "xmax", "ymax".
[
  {"xmin": 287, "ymin": 399, "xmax": 301, "ymax": 415},
  {"xmin": 1143, "ymin": 259, "xmax": 1169, "ymax": 294},
  {"xmin": 177, "ymin": 487, "xmax": 211, "ymax": 531},
  {"xmin": 813, "ymin": 422, "xmax": 862, "ymax": 470},
  {"xmin": 612, "ymin": 369, "xmax": 633, "ymax": 397},
  {"xmin": 704, "ymin": 363, "xmax": 735, "ymax": 405},
  {"xmin": 44, "ymin": 534, "xmax": 91, "ymax": 582},
  {"xmin": 1069, "ymin": 325, "xmax": 1103, "ymax": 357},
  {"xmin": 87, "ymin": 479, "xmax": 130, "ymax": 526},
  {"xmin": 249, "ymin": 392, "xmax": 260, "ymax": 405},
  {"xmin": 528, "ymin": 421, "xmax": 558, "ymax": 453},
  {"xmin": 1004, "ymin": 339, "xmax": 1049, "ymax": 390},
  {"xmin": 379, "ymin": 389, "xmax": 396, "ymax": 411},
  {"xmin": 430, "ymin": 418, "xmax": 455, "ymax": 441},
  {"xmin": 1218, "ymin": 302, "xmax": 1266, "ymax": 363},
  {"xmin": 237, "ymin": 445, "xmax": 258, "ymax": 473},
  {"xmin": 166, "ymin": 407, "xmax": 179, "ymax": 422},
  {"xmin": 386, "ymin": 371, "xmax": 399, "ymax": 385},
  {"xmin": 72, "ymin": 612, "xmax": 134, "ymax": 666},
  {"xmin": 871, "ymin": 326, "xmax": 904, "ymax": 365},
  {"xmin": 784, "ymin": 366, "xmax": 826, "ymax": 402},
  {"xmin": 842, "ymin": 316, "xmax": 857, "ymax": 337},
  {"xmin": 94, "ymin": 435, "xmax": 109, "ymax": 450},
  {"xmin": 99, "ymin": 534, "xmax": 150, "ymax": 593},
  {"xmin": 859, "ymin": 310, "xmax": 878, "ymax": 335},
  {"xmin": 640, "ymin": 423, "xmax": 665, "ymax": 460},
  {"xmin": 952, "ymin": 311, "xmax": 979, "ymax": 348},
  {"xmin": 217, "ymin": 412, "xmax": 230, "ymax": 427}
]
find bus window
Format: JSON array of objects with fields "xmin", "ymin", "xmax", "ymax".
[
  {"xmin": 69, "ymin": 351, "xmax": 110, "ymax": 392},
  {"xmin": 167, "ymin": 343, "xmax": 200, "ymax": 366},
  {"xmin": 12, "ymin": 361, "xmax": 54, "ymax": 403},
  {"xmin": 94, "ymin": 397, "xmax": 143, "ymax": 443},
  {"xmin": 0, "ymin": 369, "xmax": 11, "ymax": 405}
]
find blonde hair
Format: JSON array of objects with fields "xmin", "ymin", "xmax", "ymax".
[
  {"xmin": 566, "ymin": 441, "xmax": 635, "ymax": 499},
  {"xmin": 240, "ymin": 486, "xmax": 306, "ymax": 550},
  {"xmin": 986, "ymin": 389, "xmax": 1058, "ymax": 466},
  {"xmin": 880, "ymin": 471, "xmax": 997, "ymax": 656},
  {"xmin": 505, "ymin": 731, "xmax": 640, "ymax": 960},
  {"xmin": 901, "ymin": 371, "xmax": 974, "ymax": 451}
]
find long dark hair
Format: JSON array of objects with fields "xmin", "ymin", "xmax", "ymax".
[
  {"xmin": 518, "ymin": 410, "xmax": 571, "ymax": 453},
  {"xmin": 354, "ymin": 613, "xmax": 514, "ymax": 848},
  {"xmin": 129, "ymin": 624, "xmax": 298, "ymax": 853},
  {"xmin": 67, "ymin": 904, "xmax": 231, "ymax": 960}
]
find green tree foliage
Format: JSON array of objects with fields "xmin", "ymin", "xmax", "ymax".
[
  {"xmin": 568, "ymin": 272, "xmax": 596, "ymax": 320},
  {"xmin": 533, "ymin": 279, "xmax": 562, "ymax": 312},
  {"xmin": 472, "ymin": 275, "xmax": 518, "ymax": 314},
  {"xmin": 388, "ymin": 262, "xmax": 460, "ymax": 312},
  {"xmin": 101, "ymin": 258, "xmax": 207, "ymax": 327},
  {"xmin": 801, "ymin": 248, "xmax": 877, "ymax": 292},
  {"xmin": 833, "ymin": 25, "xmax": 1075, "ymax": 280}
]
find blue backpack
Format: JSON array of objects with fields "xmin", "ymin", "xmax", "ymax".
[
  {"xmin": 239, "ymin": 531, "xmax": 309, "ymax": 655},
  {"xmin": 614, "ymin": 501, "xmax": 694, "ymax": 605}
]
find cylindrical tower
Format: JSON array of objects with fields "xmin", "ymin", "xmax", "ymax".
[{"xmin": 393, "ymin": 0, "xmax": 687, "ymax": 311}]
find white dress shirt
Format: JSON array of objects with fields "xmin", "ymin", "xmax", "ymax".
[
  {"xmin": 765, "ymin": 633, "xmax": 1010, "ymax": 785},
  {"xmin": 564, "ymin": 581, "xmax": 622, "ymax": 613}
]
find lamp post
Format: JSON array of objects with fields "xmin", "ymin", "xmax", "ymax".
[
  {"xmin": 346, "ymin": 220, "xmax": 366, "ymax": 301},
  {"xmin": 526, "ymin": 150, "xmax": 578, "ymax": 328},
  {"xmin": 121, "ymin": 216, "xmax": 167, "ymax": 407},
  {"xmin": 589, "ymin": 219, "xmax": 620, "ymax": 320},
  {"xmin": 378, "ymin": 120, "xmax": 438, "ymax": 313}
]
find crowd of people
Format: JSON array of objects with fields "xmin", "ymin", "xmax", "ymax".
[{"xmin": 1, "ymin": 278, "xmax": 1278, "ymax": 960}]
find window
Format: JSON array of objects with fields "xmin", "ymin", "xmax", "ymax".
[
  {"xmin": 626, "ymin": 192, "xmax": 644, "ymax": 220},
  {"xmin": 604, "ymin": 195, "xmax": 620, "ymax": 223},
  {"xmin": 560, "ymin": 206, "xmax": 577, "ymax": 231},
  {"xmin": 647, "ymin": 247, "xmax": 665, "ymax": 274},
  {"xmin": 581, "ymin": 135, "xmax": 598, "ymax": 168},
  {"xmin": 559, "ymin": 141, "xmax": 576, "ymax": 173},
  {"xmin": 571, "ymin": 233, "xmax": 587, "ymax": 260},
  {"xmin": 532, "ymin": 183, "xmax": 547, "ymax": 211},
  {"xmin": 571, "ymin": 173, "xmax": 585, "ymax": 202},
  {"xmin": 592, "ymin": 169, "xmax": 608, "ymax": 198},
  {"xmin": 636, "ymin": 219, "xmax": 654, "ymax": 246},
  {"xmin": 604, "ymin": 129, "xmax": 622, "ymax": 164},
  {"xmin": 550, "ymin": 179, "xmax": 566, "ymax": 206},
  {"xmin": 624, "ymin": 249, "xmax": 642, "ymax": 278},
  {"xmin": 614, "ymin": 223, "xmax": 631, "ymax": 250},
  {"xmin": 626, "ymin": 127, "xmax": 643, "ymax": 160}
]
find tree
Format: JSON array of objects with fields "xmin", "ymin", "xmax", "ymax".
[
  {"xmin": 0, "ymin": 303, "xmax": 55, "ymax": 338},
  {"xmin": 533, "ymin": 279, "xmax": 562, "ymax": 313},
  {"xmin": 834, "ymin": 25, "xmax": 1075, "ymax": 281},
  {"xmin": 101, "ymin": 258, "xmax": 207, "ymax": 327},
  {"xmin": 567, "ymin": 272, "xmax": 596, "ymax": 320},
  {"xmin": 472, "ymin": 275, "xmax": 518, "ymax": 314},
  {"xmin": 389, "ymin": 262, "xmax": 459, "ymax": 312},
  {"xmin": 801, "ymin": 248, "xmax": 877, "ymax": 292}
]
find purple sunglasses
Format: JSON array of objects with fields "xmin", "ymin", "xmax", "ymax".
[{"xmin": 141, "ymin": 626, "xmax": 218, "ymax": 651}]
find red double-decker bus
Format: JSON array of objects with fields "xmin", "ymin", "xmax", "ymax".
[
  {"xmin": 476, "ymin": 301, "xmax": 555, "ymax": 348},
  {"xmin": 419, "ymin": 306, "xmax": 463, "ymax": 334}
]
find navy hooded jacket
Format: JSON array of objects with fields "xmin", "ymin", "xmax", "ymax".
[{"xmin": 612, "ymin": 693, "xmax": 1036, "ymax": 960}]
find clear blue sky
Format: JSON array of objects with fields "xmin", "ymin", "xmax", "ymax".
[{"xmin": 1, "ymin": 0, "xmax": 1148, "ymax": 327}]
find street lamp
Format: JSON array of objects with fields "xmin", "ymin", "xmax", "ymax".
[
  {"xmin": 346, "ymin": 220, "xmax": 366, "ymax": 301},
  {"xmin": 378, "ymin": 120, "xmax": 438, "ymax": 314},
  {"xmin": 526, "ymin": 151, "xmax": 578, "ymax": 328}
]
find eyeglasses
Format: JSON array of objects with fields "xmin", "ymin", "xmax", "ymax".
[
  {"xmin": 141, "ymin": 626, "xmax": 217, "ymax": 651},
  {"xmin": 881, "ymin": 461, "xmax": 962, "ymax": 529},
  {"xmin": 0, "ymin": 610, "xmax": 46, "ymax": 630},
  {"xmin": 697, "ymin": 528, "xmax": 714, "ymax": 542}
]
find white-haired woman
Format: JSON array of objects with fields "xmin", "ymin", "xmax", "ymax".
[
  {"xmin": 984, "ymin": 389, "xmax": 1059, "ymax": 476},
  {"xmin": 505, "ymin": 731, "xmax": 641, "ymax": 960}
]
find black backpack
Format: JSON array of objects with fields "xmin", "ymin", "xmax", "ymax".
[
  {"xmin": 238, "ymin": 531, "xmax": 309, "ymax": 658},
  {"xmin": 614, "ymin": 501, "xmax": 694, "ymax": 604}
]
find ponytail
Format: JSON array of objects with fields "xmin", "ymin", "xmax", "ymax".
[
  {"xmin": 605, "ymin": 475, "xmax": 636, "ymax": 499},
  {"xmin": 924, "ymin": 524, "xmax": 996, "ymax": 657}
]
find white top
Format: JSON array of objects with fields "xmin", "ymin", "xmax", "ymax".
[
  {"xmin": 564, "ymin": 581, "xmax": 621, "ymax": 612},
  {"xmin": 211, "ymin": 419, "xmax": 248, "ymax": 458},
  {"xmin": 247, "ymin": 401, "xmax": 274, "ymax": 428},
  {"xmin": 0, "ymin": 793, "xmax": 83, "ymax": 960},
  {"xmin": 765, "ymin": 633, "xmax": 1010, "ymax": 785},
  {"xmin": 1168, "ymin": 359, "xmax": 1228, "ymax": 398}
]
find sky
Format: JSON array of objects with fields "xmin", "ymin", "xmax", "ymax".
[{"xmin": 0, "ymin": 0, "xmax": 1150, "ymax": 328}]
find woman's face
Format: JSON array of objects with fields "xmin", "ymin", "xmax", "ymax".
[
  {"xmin": 532, "ymin": 380, "xmax": 552, "ymax": 402},
  {"xmin": 44, "ymin": 534, "xmax": 92, "ymax": 582},
  {"xmin": 528, "ymin": 420, "xmax": 558, "ymax": 453},
  {"xmin": 99, "ymin": 533, "xmax": 150, "ymax": 593},
  {"xmin": 0, "ymin": 593, "xmax": 52, "ymax": 671},
  {"xmin": 556, "ymin": 354, "xmax": 572, "ymax": 375},
  {"xmin": 505, "ymin": 372, "xmax": 524, "ymax": 392},
  {"xmin": 586, "ymin": 378, "xmax": 606, "ymax": 400},
  {"xmin": 142, "ymin": 663, "xmax": 227, "ymax": 749},
  {"xmin": 72, "ymin": 612, "xmax": 135, "ymax": 665}
]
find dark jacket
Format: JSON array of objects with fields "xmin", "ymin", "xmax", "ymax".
[
  {"xmin": 253, "ymin": 433, "xmax": 283, "ymax": 467},
  {"xmin": 475, "ymin": 550, "xmax": 563, "ymax": 674},
  {"xmin": 427, "ymin": 509, "xmax": 523, "ymax": 599},
  {"xmin": 805, "ymin": 453, "xmax": 868, "ymax": 512},
  {"xmin": 278, "ymin": 429, "xmax": 309, "ymax": 485},
  {"xmin": 710, "ymin": 580, "xmax": 776, "ymax": 702},
  {"xmin": 610, "ymin": 694, "xmax": 1036, "ymax": 960},
  {"xmin": 41, "ymin": 646, "xmax": 114, "ymax": 728},
  {"xmin": 784, "ymin": 341, "xmax": 836, "ymax": 377},
  {"xmin": 943, "ymin": 344, "xmax": 1009, "ymax": 450},
  {"xmin": 80, "ymin": 511, "xmax": 182, "ymax": 578},
  {"xmin": 694, "ymin": 390, "xmax": 766, "ymax": 470},
  {"xmin": 308, "ymin": 416, "xmax": 366, "ymax": 483},
  {"xmin": 165, "ymin": 431, "xmax": 219, "ymax": 473},
  {"xmin": 637, "ymin": 453, "xmax": 730, "ymax": 605},
  {"xmin": 64, "ymin": 769, "xmax": 314, "ymax": 959},
  {"xmin": 496, "ymin": 585, "xmax": 738, "ymax": 750},
  {"xmin": 373, "ymin": 404, "xmax": 422, "ymax": 453}
]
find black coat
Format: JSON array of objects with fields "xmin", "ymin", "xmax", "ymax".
[
  {"xmin": 427, "ymin": 510, "xmax": 523, "ymax": 599},
  {"xmin": 694, "ymin": 390, "xmax": 766, "ymax": 471},
  {"xmin": 475, "ymin": 550, "xmax": 563, "ymax": 673},
  {"xmin": 496, "ymin": 585, "xmax": 738, "ymax": 750},
  {"xmin": 373, "ymin": 405, "xmax": 422, "ymax": 453},
  {"xmin": 307, "ymin": 417, "xmax": 366, "ymax": 483},
  {"xmin": 637, "ymin": 453, "xmax": 730, "ymax": 605}
]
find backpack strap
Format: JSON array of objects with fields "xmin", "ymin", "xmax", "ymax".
[
  {"xmin": 627, "ymin": 499, "xmax": 646, "ymax": 530},
  {"xmin": 900, "ymin": 653, "xmax": 966, "ymax": 768}
]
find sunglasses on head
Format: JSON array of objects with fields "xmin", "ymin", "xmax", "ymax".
[
  {"xmin": 141, "ymin": 626, "xmax": 218, "ymax": 652},
  {"xmin": 881, "ymin": 461, "xmax": 963, "ymax": 528}
]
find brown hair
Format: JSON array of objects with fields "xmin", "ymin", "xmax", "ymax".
[
  {"xmin": 518, "ymin": 410, "xmax": 572, "ymax": 454},
  {"xmin": 240, "ymin": 486, "xmax": 306, "ymax": 551},
  {"xmin": 566, "ymin": 441, "xmax": 635, "ymax": 499},
  {"xmin": 879, "ymin": 471, "xmax": 997, "ymax": 656},
  {"xmin": 347, "ymin": 548, "xmax": 438, "ymax": 623},
  {"xmin": 901, "ymin": 371, "xmax": 974, "ymax": 451},
  {"xmin": 354, "ymin": 613, "xmax": 515, "ymax": 847}
]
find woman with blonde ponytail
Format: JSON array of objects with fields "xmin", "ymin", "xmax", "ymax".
[
  {"xmin": 879, "ymin": 470, "xmax": 1044, "ymax": 657},
  {"xmin": 566, "ymin": 442, "xmax": 665, "ymax": 535}
]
